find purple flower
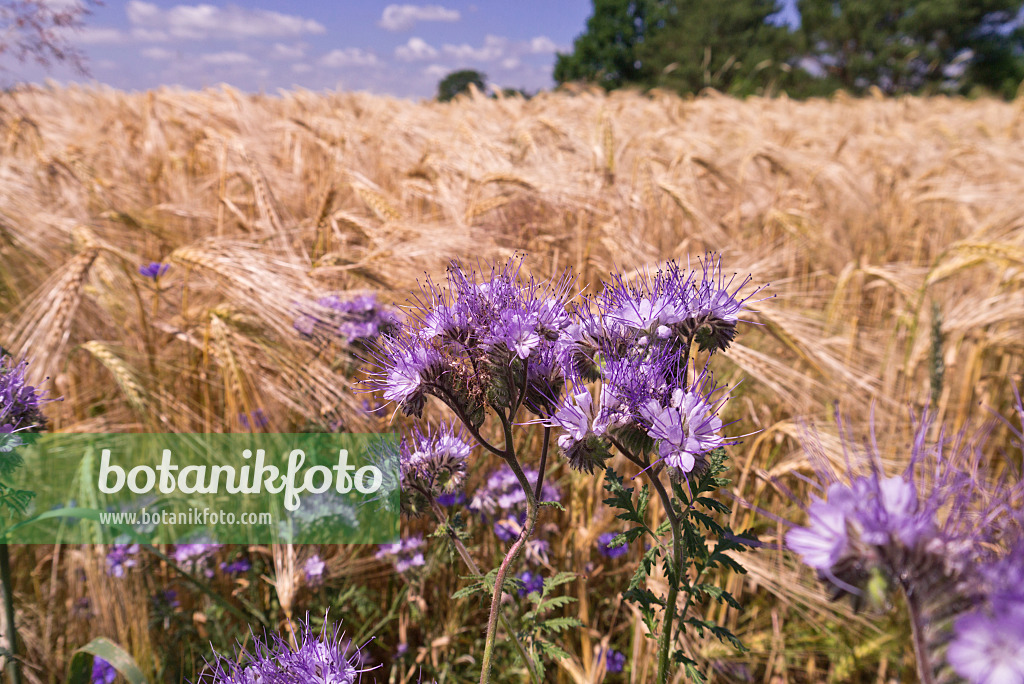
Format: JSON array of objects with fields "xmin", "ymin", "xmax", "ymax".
[
  {"xmin": 598, "ymin": 532, "xmax": 629, "ymax": 559},
  {"xmin": 947, "ymin": 608, "xmax": 1024, "ymax": 684},
  {"xmin": 400, "ymin": 421, "xmax": 472, "ymax": 496},
  {"xmin": 204, "ymin": 613, "xmax": 367, "ymax": 684},
  {"xmin": 105, "ymin": 544, "xmax": 139, "ymax": 578},
  {"xmin": 603, "ymin": 648, "xmax": 626, "ymax": 673},
  {"xmin": 639, "ymin": 379, "xmax": 727, "ymax": 472},
  {"xmin": 380, "ymin": 342, "xmax": 443, "ymax": 415},
  {"xmin": 0, "ymin": 356, "xmax": 54, "ymax": 433},
  {"xmin": 173, "ymin": 543, "xmax": 220, "ymax": 577},
  {"xmin": 138, "ymin": 261, "xmax": 169, "ymax": 279},
  {"xmin": 91, "ymin": 656, "xmax": 117, "ymax": 684},
  {"xmin": 436, "ymin": 491, "xmax": 465, "ymax": 507},
  {"xmin": 238, "ymin": 409, "xmax": 268, "ymax": 430},
  {"xmin": 304, "ymin": 554, "xmax": 326, "ymax": 586},
  {"xmin": 220, "ymin": 558, "xmax": 252, "ymax": 575},
  {"xmin": 376, "ymin": 536, "xmax": 426, "ymax": 573},
  {"xmin": 517, "ymin": 570, "xmax": 544, "ymax": 596}
]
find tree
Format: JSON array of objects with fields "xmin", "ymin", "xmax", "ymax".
[
  {"xmin": 638, "ymin": 0, "xmax": 796, "ymax": 95},
  {"xmin": 797, "ymin": 0, "xmax": 1024, "ymax": 96},
  {"xmin": 437, "ymin": 69, "xmax": 487, "ymax": 101},
  {"xmin": 0, "ymin": 1, "xmax": 99, "ymax": 76},
  {"xmin": 554, "ymin": 0, "xmax": 657, "ymax": 90}
]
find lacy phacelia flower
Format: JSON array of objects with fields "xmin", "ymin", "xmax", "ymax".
[
  {"xmin": 0, "ymin": 356, "xmax": 54, "ymax": 435},
  {"xmin": 295, "ymin": 293, "xmax": 400, "ymax": 345},
  {"xmin": 305, "ymin": 554, "xmax": 326, "ymax": 586},
  {"xmin": 639, "ymin": 381, "xmax": 727, "ymax": 472},
  {"xmin": 400, "ymin": 422, "xmax": 471, "ymax": 497},
  {"xmin": 105, "ymin": 544, "xmax": 139, "ymax": 577},
  {"xmin": 201, "ymin": 613, "xmax": 368, "ymax": 684},
  {"xmin": 376, "ymin": 536, "xmax": 426, "ymax": 573},
  {"xmin": 366, "ymin": 258, "xmax": 574, "ymax": 420},
  {"xmin": 517, "ymin": 570, "xmax": 544, "ymax": 596},
  {"xmin": 598, "ymin": 532, "xmax": 629, "ymax": 559},
  {"xmin": 603, "ymin": 648, "xmax": 627, "ymax": 673},
  {"xmin": 785, "ymin": 405, "xmax": 1024, "ymax": 680}
]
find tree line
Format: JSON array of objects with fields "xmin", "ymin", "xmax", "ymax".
[{"xmin": 552, "ymin": 0, "xmax": 1024, "ymax": 98}]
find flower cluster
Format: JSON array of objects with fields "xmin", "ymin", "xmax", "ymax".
[
  {"xmin": 785, "ymin": 404, "xmax": 1024, "ymax": 683},
  {"xmin": 294, "ymin": 293, "xmax": 400, "ymax": 345},
  {"xmin": 91, "ymin": 656, "xmax": 116, "ymax": 684},
  {"xmin": 0, "ymin": 356, "xmax": 53, "ymax": 437},
  {"xmin": 399, "ymin": 421, "xmax": 471, "ymax": 502},
  {"xmin": 105, "ymin": 543, "xmax": 139, "ymax": 577},
  {"xmin": 468, "ymin": 464, "xmax": 559, "ymax": 564},
  {"xmin": 597, "ymin": 532, "xmax": 630, "ymax": 559},
  {"xmin": 547, "ymin": 256, "xmax": 762, "ymax": 474},
  {"xmin": 367, "ymin": 258, "xmax": 574, "ymax": 420},
  {"xmin": 200, "ymin": 613, "xmax": 369, "ymax": 684},
  {"xmin": 376, "ymin": 536, "xmax": 426, "ymax": 573}
]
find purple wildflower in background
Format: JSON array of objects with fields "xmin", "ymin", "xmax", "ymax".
[
  {"xmin": 517, "ymin": 570, "xmax": 544, "ymax": 597},
  {"xmin": 138, "ymin": 261, "xmax": 169, "ymax": 279},
  {"xmin": 468, "ymin": 465, "xmax": 560, "ymax": 518},
  {"xmin": 376, "ymin": 536, "xmax": 426, "ymax": 573},
  {"xmin": 435, "ymin": 491, "xmax": 465, "ymax": 507},
  {"xmin": 304, "ymin": 554, "xmax": 326, "ymax": 586},
  {"xmin": 598, "ymin": 532, "xmax": 629, "ymax": 559},
  {"xmin": 238, "ymin": 408, "xmax": 268, "ymax": 430},
  {"xmin": 155, "ymin": 589, "xmax": 179, "ymax": 610},
  {"xmin": 90, "ymin": 656, "xmax": 116, "ymax": 684},
  {"xmin": 294, "ymin": 292, "xmax": 400, "ymax": 345},
  {"xmin": 105, "ymin": 544, "xmax": 138, "ymax": 577},
  {"xmin": 784, "ymin": 402, "xmax": 1024, "ymax": 680},
  {"xmin": 173, "ymin": 543, "xmax": 220, "ymax": 577},
  {"xmin": 219, "ymin": 558, "xmax": 252, "ymax": 575},
  {"xmin": 603, "ymin": 648, "xmax": 627, "ymax": 673},
  {"xmin": 201, "ymin": 613, "xmax": 369, "ymax": 684}
]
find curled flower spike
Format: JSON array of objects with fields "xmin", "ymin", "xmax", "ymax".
[{"xmin": 401, "ymin": 421, "xmax": 472, "ymax": 497}]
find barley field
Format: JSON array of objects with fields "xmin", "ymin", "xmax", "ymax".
[{"xmin": 1, "ymin": 83, "xmax": 1023, "ymax": 683}]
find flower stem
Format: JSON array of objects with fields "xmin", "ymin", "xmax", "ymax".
[
  {"xmin": 901, "ymin": 583, "xmax": 937, "ymax": 684},
  {"xmin": 478, "ymin": 491, "xmax": 538, "ymax": 684},
  {"xmin": 429, "ymin": 501, "xmax": 539, "ymax": 684},
  {"xmin": 649, "ymin": 474, "xmax": 683, "ymax": 684},
  {"xmin": 0, "ymin": 544, "xmax": 21, "ymax": 684}
]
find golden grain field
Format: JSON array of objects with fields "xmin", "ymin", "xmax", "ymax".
[{"xmin": 1, "ymin": 83, "xmax": 1022, "ymax": 683}]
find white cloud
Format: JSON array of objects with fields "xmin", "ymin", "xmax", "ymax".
[
  {"xmin": 292, "ymin": 63, "xmax": 313, "ymax": 74},
  {"xmin": 272, "ymin": 43, "xmax": 306, "ymax": 60},
  {"xmin": 71, "ymin": 26, "xmax": 127, "ymax": 45},
  {"xmin": 442, "ymin": 34, "xmax": 507, "ymax": 61},
  {"xmin": 319, "ymin": 48, "xmax": 379, "ymax": 68},
  {"xmin": 424, "ymin": 64, "xmax": 449, "ymax": 79},
  {"xmin": 378, "ymin": 4, "xmax": 460, "ymax": 31},
  {"xmin": 395, "ymin": 37, "xmax": 438, "ymax": 61},
  {"xmin": 126, "ymin": 1, "xmax": 326, "ymax": 40},
  {"xmin": 501, "ymin": 57, "xmax": 520, "ymax": 70},
  {"xmin": 141, "ymin": 47, "xmax": 176, "ymax": 60},
  {"xmin": 201, "ymin": 51, "xmax": 254, "ymax": 65},
  {"xmin": 529, "ymin": 36, "xmax": 559, "ymax": 54},
  {"xmin": 131, "ymin": 28, "xmax": 170, "ymax": 42}
]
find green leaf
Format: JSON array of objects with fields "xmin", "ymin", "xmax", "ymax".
[
  {"xmin": 540, "ymin": 616, "xmax": 582, "ymax": 633},
  {"xmin": 67, "ymin": 637, "xmax": 147, "ymax": 684}
]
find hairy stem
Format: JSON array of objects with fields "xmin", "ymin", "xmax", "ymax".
[
  {"xmin": 429, "ymin": 501, "xmax": 539, "ymax": 684},
  {"xmin": 649, "ymin": 474, "xmax": 683, "ymax": 684},
  {"xmin": 902, "ymin": 583, "xmax": 937, "ymax": 684},
  {"xmin": 534, "ymin": 426, "xmax": 551, "ymax": 501},
  {"xmin": 478, "ymin": 490, "xmax": 538, "ymax": 684},
  {"xmin": 0, "ymin": 544, "xmax": 21, "ymax": 684}
]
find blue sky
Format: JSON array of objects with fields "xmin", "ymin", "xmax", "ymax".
[{"xmin": 9, "ymin": 1, "xmax": 601, "ymax": 98}]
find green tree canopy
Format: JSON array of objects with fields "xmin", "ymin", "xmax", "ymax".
[
  {"xmin": 554, "ymin": 0, "xmax": 1024, "ymax": 98},
  {"xmin": 554, "ymin": 0, "xmax": 656, "ymax": 90},
  {"xmin": 638, "ymin": 0, "xmax": 795, "ymax": 95},
  {"xmin": 798, "ymin": 0, "xmax": 1024, "ymax": 97},
  {"xmin": 437, "ymin": 69, "xmax": 487, "ymax": 102}
]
